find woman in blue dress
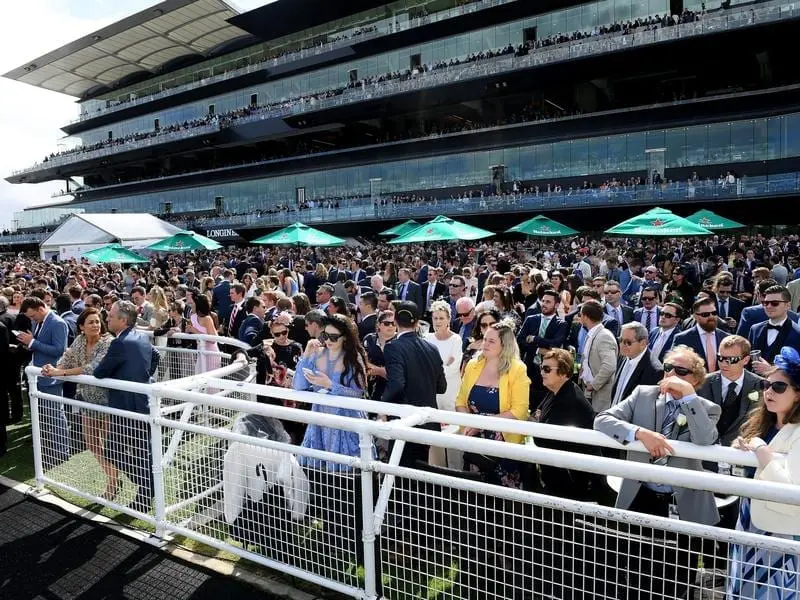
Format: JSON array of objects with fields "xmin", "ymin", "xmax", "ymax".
[
  {"xmin": 727, "ymin": 346, "xmax": 800, "ymax": 600},
  {"xmin": 292, "ymin": 314, "xmax": 371, "ymax": 571}
]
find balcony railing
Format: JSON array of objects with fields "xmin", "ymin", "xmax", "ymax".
[
  {"xmin": 69, "ymin": 0, "xmax": 519, "ymax": 125},
  {"xmin": 160, "ymin": 171, "xmax": 800, "ymax": 231},
  {"xmin": 14, "ymin": 0, "xmax": 796, "ymax": 178}
]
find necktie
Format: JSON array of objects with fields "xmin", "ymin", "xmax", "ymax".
[
  {"xmin": 645, "ymin": 310, "xmax": 652, "ymax": 332},
  {"xmin": 717, "ymin": 382, "xmax": 739, "ymax": 438},
  {"xmin": 661, "ymin": 399, "xmax": 681, "ymax": 438},
  {"xmin": 402, "ymin": 282, "xmax": 408, "ymax": 301},
  {"xmin": 705, "ymin": 332, "xmax": 717, "ymax": 372},
  {"xmin": 719, "ymin": 300, "xmax": 727, "ymax": 320},
  {"xmin": 539, "ymin": 316, "xmax": 551, "ymax": 337},
  {"xmin": 230, "ymin": 304, "xmax": 238, "ymax": 328}
]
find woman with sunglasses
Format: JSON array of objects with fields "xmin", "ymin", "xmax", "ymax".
[
  {"xmin": 462, "ymin": 309, "xmax": 501, "ymax": 372},
  {"xmin": 456, "ymin": 319, "xmax": 530, "ymax": 488},
  {"xmin": 292, "ymin": 313, "xmax": 369, "ymax": 465},
  {"xmin": 728, "ymin": 346, "xmax": 800, "ymax": 599},
  {"xmin": 425, "ymin": 300, "xmax": 464, "ymax": 469},
  {"xmin": 362, "ymin": 310, "xmax": 396, "ymax": 401}
]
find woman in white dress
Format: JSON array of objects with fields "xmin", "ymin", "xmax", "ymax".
[{"xmin": 425, "ymin": 300, "xmax": 464, "ymax": 469}]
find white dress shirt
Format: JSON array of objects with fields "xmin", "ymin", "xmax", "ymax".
[
  {"xmin": 721, "ymin": 372, "xmax": 745, "ymax": 400},
  {"xmin": 651, "ymin": 326, "xmax": 675, "ymax": 359},
  {"xmin": 696, "ymin": 323, "xmax": 718, "ymax": 359},
  {"xmin": 613, "ymin": 349, "xmax": 646, "ymax": 405},
  {"xmin": 766, "ymin": 317, "xmax": 788, "ymax": 347}
]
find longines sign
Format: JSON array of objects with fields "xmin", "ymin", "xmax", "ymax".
[{"xmin": 204, "ymin": 228, "xmax": 243, "ymax": 241}]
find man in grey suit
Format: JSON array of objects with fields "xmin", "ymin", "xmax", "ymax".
[
  {"xmin": 395, "ymin": 268, "xmax": 423, "ymax": 309},
  {"xmin": 578, "ymin": 300, "xmax": 618, "ymax": 412},
  {"xmin": 131, "ymin": 286, "xmax": 155, "ymax": 326},
  {"xmin": 594, "ymin": 345, "xmax": 721, "ymax": 599}
]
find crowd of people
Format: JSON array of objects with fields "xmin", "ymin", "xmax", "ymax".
[
  {"xmin": 31, "ymin": 5, "xmax": 721, "ymax": 170},
  {"xmin": 1, "ymin": 229, "xmax": 799, "ymax": 597}
]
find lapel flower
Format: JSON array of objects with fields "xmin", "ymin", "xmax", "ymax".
[
  {"xmin": 748, "ymin": 391, "xmax": 760, "ymax": 402},
  {"xmin": 676, "ymin": 414, "xmax": 687, "ymax": 427}
]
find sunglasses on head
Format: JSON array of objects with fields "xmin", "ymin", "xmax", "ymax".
[
  {"xmin": 716, "ymin": 354, "xmax": 744, "ymax": 365},
  {"xmin": 758, "ymin": 379, "xmax": 793, "ymax": 394},
  {"xmin": 695, "ymin": 310, "xmax": 717, "ymax": 318},
  {"xmin": 664, "ymin": 363, "xmax": 693, "ymax": 377},
  {"xmin": 320, "ymin": 331, "xmax": 343, "ymax": 342},
  {"xmin": 272, "ymin": 330, "xmax": 289, "ymax": 337},
  {"xmin": 762, "ymin": 300, "xmax": 787, "ymax": 307}
]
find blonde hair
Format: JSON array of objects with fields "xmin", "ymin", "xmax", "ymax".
[
  {"xmin": 663, "ymin": 345, "xmax": 706, "ymax": 386},
  {"xmin": 488, "ymin": 318, "xmax": 520, "ymax": 376},
  {"xmin": 430, "ymin": 299, "xmax": 451, "ymax": 318}
]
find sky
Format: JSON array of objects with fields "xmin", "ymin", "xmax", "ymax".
[{"xmin": 0, "ymin": 0, "xmax": 268, "ymax": 229}]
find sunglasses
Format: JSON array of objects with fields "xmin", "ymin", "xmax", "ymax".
[
  {"xmin": 758, "ymin": 379, "xmax": 793, "ymax": 394},
  {"xmin": 619, "ymin": 339, "xmax": 639, "ymax": 346},
  {"xmin": 541, "ymin": 365, "xmax": 557, "ymax": 374},
  {"xmin": 660, "ymin": 312, "xmax": 677, "ymax": 319},
  {"xmin": 664, "ymin": 363, "xmax": 693, "ymax": 377},
  {"xmin": 716, "ymin": 354, "xmax": 744, "ymax": 365},
  {"xmin": 762, "ymin": 300, "xmax": 788, "ymax": 307},
  {"xmin": 695, "ymin": 310, "xmax": 718, "ymax": 318},
  {"xmin": 380, "ymin": 320, "xmax": 396, "ymax": 326},
  {"xmin": 320, "ymin": 332, "xmax": 343, "ymax": 342},
  {"xmin": 456, "ymin": 311, "xmax": 472, "ymax": 317},
  {"xmin": 272, "ymin": 330, "xmax": 289, "ymax": 337},
  {"xmin": 641, "ymin": 296, "xmax": 656, "ymax": 302}
]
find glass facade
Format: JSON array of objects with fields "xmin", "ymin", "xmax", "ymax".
[
  {"xmin": 77, "ymin": 0, "xmax": 669, "ymax": 145},
  {"xmin": 66, "ymin": 113, "xmax": 800, "ymax": 216}
]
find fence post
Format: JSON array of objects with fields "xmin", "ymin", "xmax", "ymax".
[
  {"xmin": 149, "ymin": 390, "xmax": 167, "ymax": 541},
  {"xmin": 359, "ymin": 432, "xmax": 379, "ymax": 600},
  {"xmin": 27, "ymin": 369, "xmax": 45, "ymax": 491}
]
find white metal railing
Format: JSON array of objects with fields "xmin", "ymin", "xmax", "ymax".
[{"xmin": 26, "ymin": 368, "xmax": 800, "ymax": 600}]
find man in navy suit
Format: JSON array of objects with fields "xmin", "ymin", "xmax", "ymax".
[
  {"xmin": 395, "ymin": 268, "xmax": 423, "ymax": 309},
  {"xmin": 748, "ymin": 285, "xmax": 800, "ymax": 370},
  {"xmin": 671, "ymin": 297, "xmax": 729, "ymax": 373},
  {"xmin": 714, "ymin": 277, "xmax": 745, "ymax": 333},
  {"xmin": 736, "ymin": 279, "xmax": 800, "ymax": 339},
  {"xmin": 18, "ymin": 296, "xmax": 69, "ymax": 466},
  {"xmin": 633, "ymin": 290, "xmax": 661, "ymax": 335},
  {"xmin": 516, "ymin": 290, "xmax": 567, "ymax": 411},
  {"xmin": 211, "ymin": 269, "xmax": 234, "ymax": 325},
  {"xmin": 238, "ymin": 297, "xmax": 266, "ymax": 347},
  {"xmin": 603, "ymin": 281, "xmax": 634, "ymax": 337},
  {"xmin": 382, "ymin": 301, "xmax": 446, "ymax": 467},
  {"xmin": 95, "ymin": 300, "xmax": 160, "ymax": 513},
  {"xmin": 648, "ymin": 302, "xmax": 683, "ymax": 363}
]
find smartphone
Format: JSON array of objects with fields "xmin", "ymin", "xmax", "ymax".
[{"xmin": 12, "ymin": 330, "xmax": 23, "ymax": 338}]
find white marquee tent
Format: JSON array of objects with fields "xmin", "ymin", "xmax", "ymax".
[{"xmin": 39, "ymin": 213, "xmax": 184, "ymax": 260}]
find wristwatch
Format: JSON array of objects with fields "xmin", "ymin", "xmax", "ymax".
[{"xmin": 749, "ymin": 438, "xmax": 767, "ymax": 450}]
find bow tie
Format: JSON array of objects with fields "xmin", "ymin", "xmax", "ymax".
[{"xmin": 767, "ymin": 323, "xmax": 783, "ymax": 331}]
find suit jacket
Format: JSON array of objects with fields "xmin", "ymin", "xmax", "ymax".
[
  {"xmin": 748, "ymin": 319, "xmax": 800, "ymax": 362},
  {"xmin": 582, "ymin": 326, "xmax": 619, "ymax": 412},
  {"xmin": 633, "ymin": 306, "xmax": 661, "ymax": 331},
  {"xmin": 594, "ymin": 385, "xmax": 721, "ymax": 525},
  {"xmin": 516, "ymin": 314, "xmax": 567, "ymax": 364},
  {"xmin": 648, "ymin": 327, "xmax": 680, "ymax": 363},
  {"xmin": 71, "ymin": 299, "xmax": 86, "ymax": 316},
  {"xmin": 697, "ymin": 370, "xmax": 764, "ymax": 447},
  {"xmin": 716, "ymin": 296, "xmax": 745, "ymax": 331},
  {"xmin": 137, "ymin": 302, "xmax": 156, "ymax": 326},
  {"xmin": 358, "ymin": 313, "xmax": 377, "ymax": 341},
  {"xmin": 227, "ymin": 302, "xmax": 247, "ymax": 339},
  {"xmin": 604, "ymin": 304, "xmax": 634, "ymax": 334},
  {"xmin": 59, "ymin": 311, "xmax": 78, "ymax": 343},
  {"xmin": 610, "ymin": 350, "xmax": 664, "ymax": 405},
  {"xmin": 237, "ymin": 314, "xmax": 264, "ymax": 347},
  {"xmin": 671, "ymin": 327, "xmax": 730, "ymax": 372},
  {"xmin": 382, "ymin": 332, "xmax": 446, "ymax": 413},
  {"xmin": 94, "ymin": 327, "xmax": 159, "ymax": 413},
  {"xmin": 420, "ymin": 281, "xmax": 447, "ymax": 310},
  {"xmin": 788, "ymin": 278, "xmax": 800, "ymax": 312},
  {"xmin": 396, "ymin": 280, "xmax": 423, "ymax": 309},
  {"xmin": 736, "ymin": 305, "xmax": 800, "ymax": 338},
  {"xmin": 211, "ymin": 281, "xmax": 233, "ymax": 323},
  {"xmin": 29, "ymin": 311, "xmax": 68, "ymax": 389}
]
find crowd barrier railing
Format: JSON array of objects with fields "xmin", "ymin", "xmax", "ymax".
[{"xmin": 25, "ymin": 365, "xmax": 800, "ymax": 600}]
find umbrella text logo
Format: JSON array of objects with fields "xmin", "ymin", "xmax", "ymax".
[{"xmin": 699, "ymin": 217, "xmax": 712, "ymax": 226}]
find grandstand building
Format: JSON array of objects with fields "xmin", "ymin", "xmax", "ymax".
[{"xmin": 4, "ymin": 0, "xmax": 800, "ymax": 247}]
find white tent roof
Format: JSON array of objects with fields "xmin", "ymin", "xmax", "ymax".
[{"xmin": 41, "ymin": 213, "xmax": 183, "ymax": 250}]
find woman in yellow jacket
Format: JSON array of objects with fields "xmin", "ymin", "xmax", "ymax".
[{"xmin": 456, "ymin": 319, "xmax": 530, "ymax": 488}]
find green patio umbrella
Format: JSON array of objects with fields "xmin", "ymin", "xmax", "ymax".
[
  {"xmin": 252, "ymin": 222, "xmax": 346, "ymax": 247},
  {"xmin": 82, "ymin": 244, "xmax": 148, "ymax": 264},
  {"xmin": 146, "ymin": 231, "xmax": 222, "ymax": 252},
  {"xmin": 379, "ymin": 219, "xmax": 421, "ymax": 237},
  {"xmin": 388, "ymin": 215, "xmax": 494, "ymax": 244},
  {"xmin": 505, "ymin": 215, "xmax": 579, "ymax": 237},
  {"xmin": 605, "ymin": 207, "xmax": 712, "ymax": 237},
  {"xmin": 685, "ymin": 209, "xmax": 745, "ymax": 230}
]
